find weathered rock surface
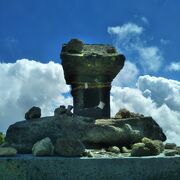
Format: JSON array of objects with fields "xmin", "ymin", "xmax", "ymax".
[
  {"xmin": 142, "ymin": 137, "xmax": 164, "ymax": 155},
  {"xmin": 25, "ymin": 106, "xmax": 41, "ymax": 120},
  {"xmin": 165, "ymin": 143, "xmax": 176, "ymax": 149},
  {"xmin": 131, "ymin": 138, "xmax": 164, "ymax": 157},
  {"xmin": 164, "ymin": 149, "xmax": 178, "ymax": 156},
  {"xmin": 107, "ymin": 146, "xmax": 120, "ymax": 153},
  {"xmin": 0, "ymin": 147, "xmax": 17, "ymax": 156},
  {"xmin": 32, "ymin": 137, "xmax": 54, "ymax": 156},
  {"xmin": 121, "ymin": 146, "xmax": 131, "ymax": 153},
  {"xmin": 4, "ymin": 115, "xmax": 166, "ymax": 153},
  {"xmin": 54, "ymin": 139, "xmax": 85, "ymax": 157}
]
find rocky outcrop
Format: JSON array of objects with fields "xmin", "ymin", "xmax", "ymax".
[
  {"xmin": 54, "ymin": 139, "xmax": 85, "ymax": 157},
  {"xmin": 0, "ymin": 147, "xmax": 17, "ymax": 156},
  {"xmin": 25, "ymin": 106, "xmax": 41, "ymax": 120},
  {"xmin": 32, "ymin": 137, "xmax": 54, "ymax": 156},
  {"xmin": 4, "ymin": 115, "xmax": 166, "ymax": 153}
]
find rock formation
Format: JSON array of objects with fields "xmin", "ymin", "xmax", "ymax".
[
  {"xmin": 4, "ymin": 114, "xmax": 166, "ymax": 153},
  {"xmin": 61, "ymin": 39, "xmax": 125, "ymax": 118}
]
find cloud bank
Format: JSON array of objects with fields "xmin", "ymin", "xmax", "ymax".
[
  {"xmin": 0, "ymin": 59, "xmax": 180, "ymax": 145},
  {"xmin": 0, "ymin": 59, "xmax": 72, "ymax": 132}
]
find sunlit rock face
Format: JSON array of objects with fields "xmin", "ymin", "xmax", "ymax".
[{"xmin": 60, "ymin": 39, "xmax": 125, "ymax": 118}]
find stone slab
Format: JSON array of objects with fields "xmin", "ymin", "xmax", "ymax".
[{"xmin": 0, "ymin": 155, "xmax": 180, "ymax": 180}]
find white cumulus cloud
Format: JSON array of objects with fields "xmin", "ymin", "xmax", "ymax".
[
  {"xmin": 108, "ymin": 22, "xmax": 164, "ymax": 73},
  {"xmin": 167, "ymin": 61, "xmax": 180, "ymax": 72},
  {"xmin": 0, "ymin": 59, "xmax": 72, "ymax": 132},
  {"xmin": 112, "ymin": 60, "xmax": 139, "ymax": 87}
]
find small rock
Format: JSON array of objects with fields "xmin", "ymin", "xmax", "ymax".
[
  {"xmin": 142, "ymin": 137, "xmax": 164, "ymax": 155},
  {"xmin": 121, "ymin": 146, "xmax": 131, "ymax": 153},
  {"xmin": 115, "ymin": 108, "xmax": 131, "ymax": 119},
  {"xmin": 176, "ymin": 147, "xmax": 180, "ymax": 155},
  {"xmin": 165, "ymin": 143, "xmax": 176, "ymax": 149},
  {"xmin": 0, "ymin": 147, "xmax": 17, "ymax": 156},
  {"xmin": 121, "ymin": 153, "xmax": 131, "ymax": 157},
  {"xmin": 54, "ymin": 139, "xmax": 85, "ymax": 157},
  {"xmin": 54, "ymin": 105, "xmax": 67, "ymax": 116},
  {"xmin": 65, "ymin": 39, "xmax": 83, "ymax": 53},
  {"xmin": 83, "ymin": 150, "xmax": 94, "ymax": 157},
  {"xmin": 107, "ymin": 146, "xmax": 120, "ymax": 153},
  {"xmin": 115, "ymin": 108, "xmax": 144, "ymax": 119},
  {"xmin": 164, "ymin": 149, "xmax": 178, "ymax": 156},
  {"xmin": 32, "ymin": 137, "xmax": 54, "ymax": 156},
  {"xmin": 25, "ymin": 106, "xmax": 41, "ymax": 120},
  {"xmin": 131, "ymin": 143, "xmax": 151, "ymax": 157}
]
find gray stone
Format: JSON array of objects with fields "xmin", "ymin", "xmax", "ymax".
[
  {"xmin": 165, "ymin": 143, "xmax": 176, "ymax": 149},
  {"xmin": 32, "ymin": 137, "xmax": 54, "ymax": 156},
  {"xmin": 121, "ymin": 146, "xmax": 131, "ymax": 153},
  {"xmin": 54, "ymin": 105, "xmax": 66, "ymax": 116},
  {"xmin": 164, "ymin": 149, "xmax": 178, "ymax": 156},
  {"xmin": 25, "ymin": 106, "xmax": 41, "ymax": 120},
  {"xmin": 54, "ymin": 139, "xmax": 85, "ymax": 157},
  {"xmin": 63, "ymin": 39, "xmax": 84, "ymax": 53},
  {"xmin": 131, "ymin": 143, "xmax": 151, "ymax": 157},
  {"xmin": 5, "ymin": 116, "xmax": 166, "ymax": 153},
  {"xmin": 107, "ymin": 146, "xmax": 120, "ymax": 153},
  {"xmin": 121, "ymin": 152, "xmax": 131, "ymax": 157},
  {"xmin": 83, "ymin": 150, "xmax": 94, "ymax": 157},
  {"xmin": 0, "ymin": 147, "xmax": 17, "ymax": 156},
  {"xmin": 142, "ymin": 137, "xmax": 164, "ymax": 155}
]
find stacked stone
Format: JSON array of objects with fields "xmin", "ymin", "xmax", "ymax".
[{"xmin": 60, "ymin": 39, "xmax": 125, "ymax": 118}]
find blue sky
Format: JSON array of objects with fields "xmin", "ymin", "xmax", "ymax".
[{"xmin": 0, "ymin": 0, "xmax": 180, "ymax": 81}]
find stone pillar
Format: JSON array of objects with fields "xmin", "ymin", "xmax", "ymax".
[{"xmin": 60, "ymin": 39, "xmax": 125, "ymax": 118}]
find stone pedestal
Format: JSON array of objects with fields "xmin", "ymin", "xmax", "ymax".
[{"xmin": 60, "ymin": 39, "xmax": 125, "ymax": 118}]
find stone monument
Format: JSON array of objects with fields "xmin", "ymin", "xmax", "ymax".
[{"xmin": 60, "ymin": 39, "xmax": 125, "ymax": 118}]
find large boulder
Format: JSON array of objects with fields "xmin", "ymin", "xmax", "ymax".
[
  {"xmin": 54, "ymin": 139, "xmax": 85, "ymax": 157},
  {"xmin": 32, "ymin": 137, "xmax": 54, "ymax": 156},
  {"xmin": 4, "ymin": 115, "xmax": 166, "ymax": 153}
]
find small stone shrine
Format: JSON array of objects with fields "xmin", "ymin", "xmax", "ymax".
[{"xmin": 60, "ymin": 39, "xmax": 125, "ymax": 118}]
